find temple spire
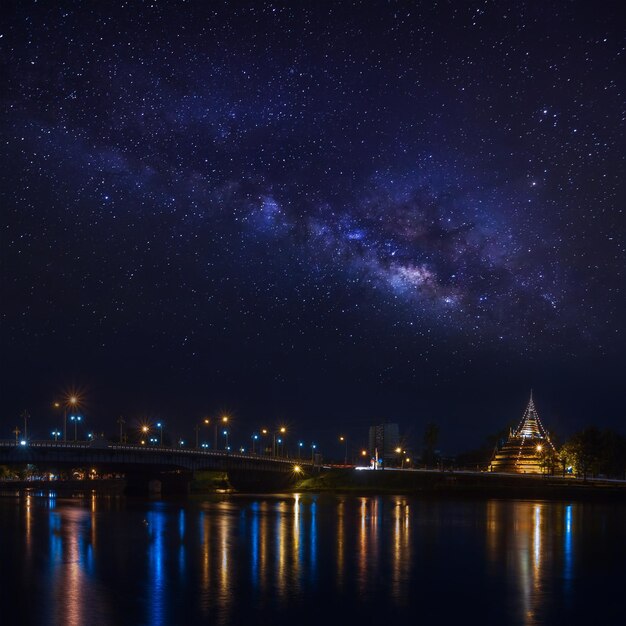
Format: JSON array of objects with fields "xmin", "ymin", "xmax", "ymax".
[{"xmin": 515, "ymin": 392, "xmax": 542, "ymax": 438}]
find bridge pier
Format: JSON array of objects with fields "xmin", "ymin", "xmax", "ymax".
[{"xmin": 124, "ymin": 470, "xmax": 192, "ymax": 496}]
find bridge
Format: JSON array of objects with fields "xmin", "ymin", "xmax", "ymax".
[{"xmin": 0, "ymin": 440, "xmax": 314, "ymax": 494}]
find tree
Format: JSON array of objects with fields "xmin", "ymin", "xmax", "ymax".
[{"xmin": 561, "ymin": 428, "xmax": 602, "ymax": 479}]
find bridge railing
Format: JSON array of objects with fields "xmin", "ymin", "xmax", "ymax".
[{"xmin": 0, "ymin": 440, "xmax": 313, "ymax": 466}]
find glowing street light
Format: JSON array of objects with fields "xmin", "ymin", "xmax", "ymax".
[
  {"xmin": 65, "ymin": 395, "xmax": 79, "ymax": 442},
  {"xmin": 298, "ymin": 441, "xmax": 303, "ymax": 458},
  {"xmin": 252, "ymin": 433, "xmax": 259, "ymax": 454},
  {"xmin": 195, "ymin": 418, "xmax": 209, "ymax": 449},
  {"xmin": 311, "ymin": 443, "xmax": 317, "ymax": 461},
  {"xmin": 70, "ymin": 415, "xmax": 82, "ymax": 441},
  {"xmin": 273, "ymin": 427, "xmax": 286, "ymax": 457},
  {"xmin": 339, "ymin": 435, "xmax": 348, "ymax": 466},
  {"xmin": 51, "ymin": 430, "xmax": 61, "ymax": 441},
  {"xmin": 215, "ymin": 416, "xmax": 229, "ymax": 450},
  {"xmin": 156, "ymin": 422, "xmax": 163, "ymax": 446}
]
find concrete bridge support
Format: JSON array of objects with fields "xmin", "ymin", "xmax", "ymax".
[{"xmin": 124, "ymin": 470, "xmax": 192, "ymax": 496}]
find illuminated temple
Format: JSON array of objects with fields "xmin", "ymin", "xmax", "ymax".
[{"xmin": 490, "ymin": 392, "xmax": 556, "ymax": 474}]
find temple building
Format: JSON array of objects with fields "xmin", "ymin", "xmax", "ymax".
[{"xmin": 490, "ymin": 392, "xmax": 556, "ymax": 474}]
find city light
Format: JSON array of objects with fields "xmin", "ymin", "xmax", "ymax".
[{"xmin": 69, "ymin": 415, "xmax": 83, "ymax": 441}]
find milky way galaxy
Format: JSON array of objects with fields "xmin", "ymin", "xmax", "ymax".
[{"xmin": 1, "ymin": 2, "xmax": 624, "ymax": 449}]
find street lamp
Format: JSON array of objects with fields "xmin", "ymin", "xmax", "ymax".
[
  {"xmin": 261, "ymin": 428, "xmax": 269, "ymax": 455},
  {"xmin": 215, "ymin": 416, "xmax": 228, "ymax": 450},
  {"xmin": 273, "ymin": 427, "xmax": 286, "ymax": 457},
  {"xmin": 252, "ymin": 433, "xmax": 259, "ymax": 454},
  {"xmin": 156, "ymin": 422, "xmax": 163, "ymax": 446},
  {"xmin": 70, "ymin": 415, "xmax": 82, "ymax": 441},
  {"xmin": 117, "ymin": 416, "xmax": 126, "ymax": 444},
  {"xmin": 223, "ymin": 429, "xmax": 229, "ymax": 450},
  {"xmin": 339, "ymin": 435, "xmax": 348, "ymax": 466},
  {"xmin": 51, "ymin": 430, "xmax": 61, "ymax": 441},
  {"xmin": 195, "ymin": 418, "xmax": 209, "ymax": 448},
  {"xmin": 298, "ymin": 441, "xmax": 303, "ymax": 458},
  {"xmin": 311, "ymin": 443, "xmax": 317, "ymax": 461},
  {"xmin": 65, "ymin": 395, "xmax": 78, "ymax": 442}
]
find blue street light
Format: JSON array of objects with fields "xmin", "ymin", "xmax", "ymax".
[
  {"xmin": 69, "ymin": 415, "xmax": 82, "ymax": 441},
  {"xmin": 156, "ymin": 422, "xmax": 163, "ymax": 445},
  {"xmin": 252, "ymin": 433, "xmax": 259, "ymax": 454},
  {"xmin": 311, "ymin": 443, "xmax": 317, "ymax": 461},
  {"xmin": 51, "ymin": 430, "xmax": 61, "ymax": 441},
  {"xmin": 298, "ymin": 441, "xmax": 303, "ymax": 458},
  {"xmin": 223, "ymin": 429, "xmax": 229, "ymax": 449}
]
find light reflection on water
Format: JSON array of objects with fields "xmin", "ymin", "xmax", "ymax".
[{"xmin": 1, "ymin": 492, "xmax": 624, "ymax": 625}]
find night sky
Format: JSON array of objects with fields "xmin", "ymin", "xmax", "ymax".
[{"xmin": 1, "ymin": 2, "xmax": 624, "ymax": 454}]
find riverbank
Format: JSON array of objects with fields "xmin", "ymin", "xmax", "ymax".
[
  {"xmin": 0, "ymin": 471, "xmax": 232, "ymax": 496},
  {"xmin": 296, "ymin": 468, "xmax": 626, "ymax": 501},
  {"xmin": 0, "ymin": 478, "xmax": 126, "ymax": 495},
  {"xmin": 2, "ymin": 469, "xmax": 625, "ymax": 501}
]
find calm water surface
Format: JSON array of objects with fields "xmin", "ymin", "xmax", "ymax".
[{"xmin": 0, "ymin": 491, "xmax": 624, "ymax": 625}]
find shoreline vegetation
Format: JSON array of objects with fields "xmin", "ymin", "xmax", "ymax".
[
  {"xmin": 295, "ymin": 468, "xmax": 626, "ymax": 501},
  {"xmin": 1, "ymin": 468, "xmax": 625, "ymax": 501}
]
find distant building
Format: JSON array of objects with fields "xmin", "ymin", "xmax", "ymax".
[
  {"xmin": 490, "ymin": 392, "xmax": 556, "ymax": 474},
  {"xmin": 368, "ymin": 423, "xmax": 400, "ymax": 462}
]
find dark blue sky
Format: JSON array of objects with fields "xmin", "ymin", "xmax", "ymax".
[{"xmin": 1, "ymin": 1, "xmax": 624, "ymax": 454}]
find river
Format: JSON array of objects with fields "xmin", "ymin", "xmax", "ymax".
[{"xmin": 0, "ymin": 491, "xmax": 624, "ymax": 625}]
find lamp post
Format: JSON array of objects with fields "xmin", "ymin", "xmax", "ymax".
[
  {"xmin": 21, "ymin": 411, "xmax": 29, "ymax": 443},
  {"xmin": 311, "ymin": 443, "xmax": 317, "ymax": 462},
  {"xmin": 70, "ymin": 415, "xmax": 82, "ymax": 441},
  {"xmin": 215, "ymin": 416, "xmax": 228, "ymax": 450},
  {"xmin": 261, "ymin": 428, "xmax": 268, "ymax": 455},
  {"xmin": 65, "ymin": 396, "xmax": 78, "ymax": 442},
  {"xmin": 223, "ymin": 429, "xmax": 229, "ymax": 450},
  {"xmin": 252, "ymin": 434, "xmax": 259, "ymax": 454},
  {"xmin": 117, "ymin": 416, "xmax": 126, "ymax": 444},
  {"xmin": 157, "ymin": 422, "xmax": 163, "ymax": 446},
  {"xmin": 273, "ymin": 427, "xmax": 286, "ymax": 457},
  {"xmin": 339, "ymin": 435, "xmax": 348, "ymax": 466},
  {"xmin": 51, "ymin": 430, "xmax": 61, "ymax": 441},
  {"xmin": 195, "ymin": 418, "xmax": 209, "ymax": 449},
  {"xmin": 298, "ymin": 441, "xmax": 303, "ymax": 458},
  {"xmin": 13, "ymin": 427, "xmax": 20, "ymax": 444}
]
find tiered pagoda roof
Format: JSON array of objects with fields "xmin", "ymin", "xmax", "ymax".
[{"xmin": 490, "ymin": 392, "xmax": 555, "ymax": 474}]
